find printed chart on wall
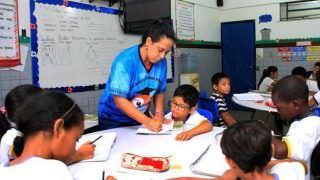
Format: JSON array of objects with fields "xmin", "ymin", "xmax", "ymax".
[
  {"xmin": 278, "ymin": 46, "xmax": 320, "ymax": 61},
  {"xmin": 176, "ymin": 0, "xmax": 195, "ymax": 40},
  {"xmin": 0, "ymin": 0, "xmax": 21, "ymax": 67},
  {"xmin": 30, "ymin": 0, "xmax": 174, "ymax": 90}
]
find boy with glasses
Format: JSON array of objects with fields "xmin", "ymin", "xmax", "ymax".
[{"xmin": 164, "ymin": 84, "xmax": 212, "ymax": 141}]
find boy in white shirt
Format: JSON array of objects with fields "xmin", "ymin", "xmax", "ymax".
[
  {"xmin": 164, "ymin": 84, "xmax": 213, "ymax": 141},
  {"xmin": 272, "ymin": 75, "xmax": 320, "ymax": 180}
]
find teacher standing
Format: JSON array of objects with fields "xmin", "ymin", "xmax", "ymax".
[{"xmin": 98, "ymin": 20, "xmax": 175, "ymax": 131}]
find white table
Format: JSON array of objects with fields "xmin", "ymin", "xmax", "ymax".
[
  {"xmin": 232, "ymin": 93, "xmax": 277, "ymax": 112},
  {"xmin": 69, "ymin": 126, "xmax": 226, "ymax": 180}
]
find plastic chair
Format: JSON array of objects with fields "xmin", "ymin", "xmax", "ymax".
[
  {"xmin": 198, "ymin": 97, "xmax": 221, "ymax": 123},
  {"xmin": 197, "ymin": 108, "xmax": 213, "ymax": 123},
  {"xmin": 199, "ymin": 91, "xmax": 209, "ymax": 98}
]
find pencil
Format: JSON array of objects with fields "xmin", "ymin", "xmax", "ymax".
[
  {"xmin": 90, "ymin": 135, "xmax": 102, "ymax": 144},
  {"xmin": 102, "ymin": 170, "xmax": 105, "ymax": 180}
]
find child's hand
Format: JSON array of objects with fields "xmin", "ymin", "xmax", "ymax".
[
  {"xmin": 145, "ymin": 118, "xmax": 162, "ymax": 132},
  {"xmin": 175, "ymin": 131, "xmax": 193, "ymax": 141},
  {"xmin": 163, "ymin": 118, "xmax": 173, "ymax": 124},
  {"xmin": 77, "ymin": 141, "xmax": 96, "ymax": 160}
]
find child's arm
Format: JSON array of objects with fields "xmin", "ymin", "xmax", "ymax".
[
  {"xmin": 67, "ymin": 141, "xmax": 95, "ymax": 164},
  {"xmin": 272, "ymin": 137, "xmax": 288, "ymax": 159},
  {"xmin": 220, "ymin": 112, "xmax": 236, "ymax": 126},
  {"xmin": 175, "ymin": 120, "xmax": 212, "ymax": 141}
]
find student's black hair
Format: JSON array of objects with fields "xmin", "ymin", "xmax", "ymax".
[
  {"xmin": 141, "ymin": 19, "xmax": 175, "ymax": 44},
  {"xmin": 272, "ymin": 75, "xmax": 308, "ymax": 103},
  {"xmin": 211, "ymin": 72, "xmax": 230, "ymax": 86},
  {"xmin": 317, "ymin": 71, "xmax": 320, "ymax": 90},
  {"xmin": 0, "ymin": 84, "xmax": 42, "ymax": 141},
  {"xmin": 291, "ymin": 66, "xmax": 307, "ymax": 79},
  {"xmin": 315, "ymin": 62, "xmax": 320, "ymax": 67},
  {"xmin": 311, "ymin": 140, "xmax": 320, "ymax": 179},
  {"xmin": 12, "ymin": 91, "xmax": 84, "ymax": 156},
  {"xmin": 173, "ymin": 84, "xmax": 199, "ymax": 108},
  {"xmin": 220, "ymin": 120, "xmax": 272, "ymax": 173},
  {"xmin": 258, "ymin": 66, "xmax": 278, "ymax": 88}
]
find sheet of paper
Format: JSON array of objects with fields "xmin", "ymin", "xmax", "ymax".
[
  {"xmin": 233, "ymin": 93, "xmax": 265, "ymax": 101},
  {"xmin": 10, "ymin": 45, "xmax": 28, "ymax": 71},
  {"xmin": 136, "ymin": 120, "xmax": 174, "ymax": 135},
  {"xmin": 76, "ymin": 132, "xmax": 116, "ymax": 162}
]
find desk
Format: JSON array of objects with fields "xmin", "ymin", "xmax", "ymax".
[
  {"xmin": 69, "ymin": 126, "xmax": 226, "ymax": 180},
  {"xmin": 232, "ymin": 95, "xmax": 277, "ymax": 112}
]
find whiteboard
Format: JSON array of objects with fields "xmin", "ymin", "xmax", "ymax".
[{"xmin": 31, "ymin": 1, "xmax": 174, "ymax": 89}]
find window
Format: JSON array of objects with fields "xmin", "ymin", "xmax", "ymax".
[{"xmin": 280, "ymin": 0, "xmax": 320, "ymax": 21}]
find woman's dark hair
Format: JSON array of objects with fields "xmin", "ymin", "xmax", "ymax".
[
  {"xmin": 173, "ymin": 84, "xmax": 199, "ymax": 107},
  {"xmin": 258, "ymin": 66, "xmax": 278, "ymax": 88},
  {"xmin": 13, "ymin": 91, "xmax": 84, "ymax": 156},
  {"xmin": 0, "ymin": 84, "xmax": 42, "ymax": 140},
  {"xmin": 220, "ymin": 120, "xmax": 272, "ymax": 173},
  {"xmin": 142, "ymin": 19, "xmax": 175, "ymax": 44},
  {"xmin": 211, "ymin": 73, "xmax": 229, "ymax": 86}
]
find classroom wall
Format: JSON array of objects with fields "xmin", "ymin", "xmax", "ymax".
[
  {"xmin": 171, "ymin": 0, "xmax": 221, "ymax": 42},
  {"xmin": 220, "ymin": 1, "xmax": 320, "ymax": 41},
  {"xmin": 256, "ymin": 48, "xmax": 315, "ymax": 86}
]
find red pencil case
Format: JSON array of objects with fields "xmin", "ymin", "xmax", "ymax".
[{"xmin": 121, "ymin": 153, "xmax": 170, "ymax": 172}]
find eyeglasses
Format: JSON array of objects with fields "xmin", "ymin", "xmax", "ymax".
[{"xmin": 170, "ymin": 100, "xmax": 190, "ymax": 111}]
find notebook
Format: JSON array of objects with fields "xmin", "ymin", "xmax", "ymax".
[
  {"xmin": 136, "ymin": 120, "xmax": 174, "ymax": 135},
  {"xmin": 233, "ymin": 93, "xmax": 265, "ymax": 101},
  {"xmin": 190, "ymin": 144, "xmax": 230, "ymax": 177},
  {"xmin": 76, "ymin": 132, "xmax": 116, "ymax": 162}
]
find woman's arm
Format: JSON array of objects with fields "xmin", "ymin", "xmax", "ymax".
[{"xmin": 114, "ymin": 96, "xmax": 162, "ymax": 132}]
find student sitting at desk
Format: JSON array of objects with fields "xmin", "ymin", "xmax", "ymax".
[
  {"xmin": 258, "ymin": 66, "xmax": 278, "ymax": 92},
  {"xmin": 210, "ymin": 73, "xmax": 236, "ymax": 127},
  {"xmin": 0, "ymin": 85, "xmax": 95, "ymax": 165},
  {"xmin": 171, "ymin": 121, "xmax": 306, "ymax": 180},
  {"xmin": 0, "ymin": 91, "xmax": 84, "ymax": 180},
  {"xmin": 308, "ymin": 62, "xmax": 320, "ymax": 80},
  {"xmin": 271, "ymin": 76, "xmax": 320, "ymax": 180},
  {"xmin": 164, "ymin": 84, "xmax": 213, "ymax": 141}
]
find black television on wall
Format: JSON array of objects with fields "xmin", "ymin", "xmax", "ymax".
[{"xmin": 123, "ymin": 0, "xmax": 171, "ymax": 34}]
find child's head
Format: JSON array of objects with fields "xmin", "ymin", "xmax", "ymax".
[
  {"xmin": 312, "ymin": 62, "xmax": 320, "ymax": 76},
  {"xmin": 291, "ymin": 66, "xmax": 307, "ymax": 80},
  {"xmin": 171, "ymin": 84, "xmax": 199, "ymax": 120},
  {"xmin": 272, "ymin": 75, "xmax": 308, "ymax": 121},
  {"xmin": 0, "ymin": 84, "xmax": 42, "ymax": 140},
  {"xmin": 220, "ymin": 120, "xmax": 272, "ymax": 175},
  {"xmin": 13, "ymin": 91, "xmax": 84, "ymax": 163},
  {"xmin": 211, "ymin": 73, "xmax": 230, "ymax": 95},
  {"xmin": 5, "ymin": 84, "xmax": 42, "ymax": 120}
]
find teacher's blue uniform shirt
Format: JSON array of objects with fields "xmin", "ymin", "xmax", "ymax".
[{"xmin": 98, "ymin": 45, "xmax": 167, "ymax": 129}]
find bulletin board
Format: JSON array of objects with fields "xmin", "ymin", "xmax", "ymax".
[
  {"xmin": 30, "ymin": 0, "xmax": 174, "ymax": 92},
  {"xmin": 0, "ymin": 0, "xmax": 21, "ymax": 67}
]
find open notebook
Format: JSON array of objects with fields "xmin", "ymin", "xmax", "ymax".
[
  {"xmin": 190, "ymin": 144, "xmax": 230, "ymax": 177},
  {"xmin": 76, "ymin": 132, "xmax": 116, "ymax": 162},
  {"xmin": 136, "ymin": 120, "xmax": 174, "ymax": 135}
]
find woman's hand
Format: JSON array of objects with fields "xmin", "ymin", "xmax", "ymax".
[{"xmin": 145, "ymin": 118, "xmax": 162, "ymax": 132}]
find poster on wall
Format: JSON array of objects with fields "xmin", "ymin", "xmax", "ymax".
[
  {"xmin": 307, "ymin": 46, "xmax": 320, "ymax": 61},
  {"xmin": 278, "ymin": 47, "xmax": 292, "ymax": 61},
  {"xmin": 291, "ymin": 47, "xmax": 306, "ymax": 61},
  {"xmin": 0, "ymin": 0, "xmax": 21, "ymax": 67},
  {"xmin": 176, "ymin": 0, "xmax": 195, "ymax": 40}
]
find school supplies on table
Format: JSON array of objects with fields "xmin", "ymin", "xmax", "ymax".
[
  {"xmin": 190, "ymin": 144, "xmax": 230, "ymax": 177},
  {"xmin": 136, "ymin": 120, "xmax": 174, "ymax": 135},
  {"xmin": 121, "ymin": 153, "xmax": 170, "ymax": 172},
  {"xmin": 76, "ymin": 132, "xmax": 116, "ymax": 162},
  {"xmin": 233, "ymin": 93, "xmax": 265, "ymax": 101}
]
